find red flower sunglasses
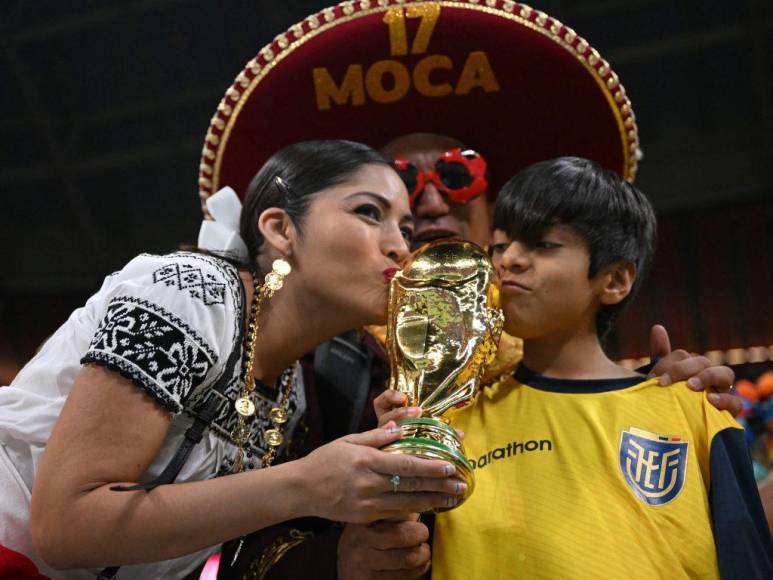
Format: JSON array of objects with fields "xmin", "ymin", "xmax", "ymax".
[{"xmin": 392, "ymin": 148, "xmax": 489, "ymax": 208}]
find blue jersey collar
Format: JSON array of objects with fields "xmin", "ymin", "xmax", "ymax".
[{"xmin": 514, "ymin": 364, "xmax": 647, "ymax": 393}]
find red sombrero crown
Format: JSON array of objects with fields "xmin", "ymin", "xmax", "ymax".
[{"xmin": 199, "ymin": 0, "xmax": 639, "ymax": 217}]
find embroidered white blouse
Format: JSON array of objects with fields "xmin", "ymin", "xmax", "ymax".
[{"xmin": 0, "ymin": 252, "xmax": 306, "ymax": 579}]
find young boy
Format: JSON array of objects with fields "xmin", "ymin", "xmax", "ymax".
[{"xmin": 432, "ymin": 157, "xmax": 773, "ymax": 579}]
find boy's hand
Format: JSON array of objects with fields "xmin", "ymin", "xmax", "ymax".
[
  {"xmin": 373, "ymin": 390, "xmax": 465, "ymax": 441},
  {"xmin": 374, "ymin": 389, "xmax": 423, "ymax": 427},
  {"xmin": 649, "ymin": 324, "xmax": 740, "ymax": 417},
  {"xmin": 337, "ymin": 519, "xmax": 431, "ymax": 579}
]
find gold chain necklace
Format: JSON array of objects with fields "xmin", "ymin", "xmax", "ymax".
[{"xmin": 231, "ymin": 264, "xmax": 296, "ymax": 473}]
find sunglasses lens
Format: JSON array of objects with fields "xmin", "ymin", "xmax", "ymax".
[
  {"xmin": 396, "ymin": 163, "xmax": 420, "ymax": 196},
  {"xmin": 436, "ymin": 159, "xmax": 474, "ymax": 190}
]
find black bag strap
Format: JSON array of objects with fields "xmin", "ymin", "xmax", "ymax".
[
  {"xmin": 99, "ymin": 266, "xmax": 246, "ymax": 579},
  {"xmin": 313, "ymin": 330, "xmax": 374, "ymax": 438}
]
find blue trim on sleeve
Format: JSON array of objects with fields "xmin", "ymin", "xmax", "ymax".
[{"xmin": 710, "ymin": 427, "xmax": 773, "ymax": 579}]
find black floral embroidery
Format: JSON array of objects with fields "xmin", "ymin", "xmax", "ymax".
[
  {"xmin": 152, "ymin": 262, "xmax": 226, "ymax": 306},
  {"xmin": 191, "ymin": 364, "xmax": 306, "ymax": 475},
  {"xmin": 84, "ymin": 252, "xmax": 306, "ymax": 475},
  {"xmin": 82, "ymin": 296, "xmax": 217, "ymax": 414}
]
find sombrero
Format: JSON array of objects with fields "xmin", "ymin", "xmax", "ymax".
[{"xmin": 198, "ymin": 0, "xmax": 639, "ymax": 215}]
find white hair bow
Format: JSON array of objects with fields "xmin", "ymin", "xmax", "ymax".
[{"xmin": 197, "ymin": 187, "xmax": 249, "ymax": 263}]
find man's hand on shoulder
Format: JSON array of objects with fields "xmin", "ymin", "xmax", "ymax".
[
  {"xmin": 337, "ymin": 519, "xmax": 431, "ymax": 580},
  {"xmin": 648, "ymin": 324, "xmax": 740, "ymax": 416}
]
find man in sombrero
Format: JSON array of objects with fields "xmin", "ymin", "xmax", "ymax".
[{"xmin": 196, "ymin": 2, "xmax": 743, "ymax": 577}]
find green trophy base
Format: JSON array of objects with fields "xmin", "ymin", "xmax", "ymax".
[{"xmin": 382, "ymin": 417, "xmax": 474, "ymax": 511}]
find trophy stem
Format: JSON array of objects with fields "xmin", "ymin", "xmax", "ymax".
[
  {"xmin": 415, "ymin": 369, "xmax": 425, "ymax": 405},
  {"xmin": 382, "ymin": 417, "xmax": 474, "ymax": 511}
]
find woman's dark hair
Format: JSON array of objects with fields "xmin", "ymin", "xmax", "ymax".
[
  {"xmin": 240, "ymin": 140, "xmax": 392, "ymax": 265},
  {"xmin": 493, "ymin": 156, "xmax": 657, "ymax": 337}
]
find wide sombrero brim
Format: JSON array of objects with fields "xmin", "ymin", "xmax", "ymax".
[{"xmin": 198, "ymin": 0, "xmax": 639, "ymax": 214}]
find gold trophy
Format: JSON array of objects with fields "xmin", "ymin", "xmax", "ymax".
[{"xmin": 383, "ymin": 239, "xmax": 503, "ymax": 508}]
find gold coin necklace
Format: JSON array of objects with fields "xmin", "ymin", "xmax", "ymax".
[{"xmin": 231, "ymin": 263, "xmax": 296, "ymax": 473}]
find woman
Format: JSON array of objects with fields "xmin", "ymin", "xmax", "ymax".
[{"xmin": 0, "ymin": 140, "xmax": 464, "ymax": 579}]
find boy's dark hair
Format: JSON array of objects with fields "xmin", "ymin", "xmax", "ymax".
[{"xmin": 493, "ymin": 156, "xmax": 657, "ymax": 337}]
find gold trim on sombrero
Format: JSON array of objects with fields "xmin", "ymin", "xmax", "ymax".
[{"xmin": 198, "ymin": 0, "xmax": 639, "ymax": 217}]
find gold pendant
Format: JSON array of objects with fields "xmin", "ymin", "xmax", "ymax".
[
  {"xmin": 269, "ymin": 407, "xmax": 288, "ymax": 425},
  {"xmin": 265, "ymin": 272, "xmax": 283, "ymax": 291},
  {"xmin": 231, "ymin": 425, "xmax": 250, "ymax": 446},
  {"xmin": 272, "ymin": 259, "xmax": 291, "ymax": 277},
  {"xmin": 265, "ymin": 428, "xmax": 283, "ymax": 447},
  {"xmin": 235, "ymin": 397, "xmax": 256, "ymax": 417}
]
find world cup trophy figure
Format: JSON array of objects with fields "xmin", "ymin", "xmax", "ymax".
[{"xmin": 383, "ymin": 239, "xmax": 503, "ymax": 509}]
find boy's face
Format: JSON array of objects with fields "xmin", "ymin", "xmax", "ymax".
[{"xmin": 490, "ymin": 225, "xmax": 607, "ymax": 339}]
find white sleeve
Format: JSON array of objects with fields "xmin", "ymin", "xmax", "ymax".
[{"xmin": 81, "ymin": 252, "xmax": 243, "ymax": 414}]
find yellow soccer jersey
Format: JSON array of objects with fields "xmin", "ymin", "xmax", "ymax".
[{"xmin": 433, "ymin": 366, "xmax": 773, "ymax": 580}]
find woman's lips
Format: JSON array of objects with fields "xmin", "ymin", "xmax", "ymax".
[{"xmin": 383, "ymin": 267, "xmax": 400, "ymax": 283}]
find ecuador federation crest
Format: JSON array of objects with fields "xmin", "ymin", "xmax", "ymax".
[{"xmin": 619, "ymin": 427, "xmax": 688, "ymax": 506}]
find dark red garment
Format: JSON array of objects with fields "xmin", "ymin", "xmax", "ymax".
[
  {"xmin": 198, "ymin": 0, "xmax": 638, "ymax": 215},
  {"xmin": 0, "ymin": 545, "xmax": 50, "ymax": 580}
]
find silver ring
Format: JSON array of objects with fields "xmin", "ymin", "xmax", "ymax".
[{"xmin": 390, "ymin": 474, "xmax": 401, "ymax": 493}]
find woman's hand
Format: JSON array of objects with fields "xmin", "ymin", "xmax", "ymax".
[{"xmin": 299, "ymin": 424, "xmax": 465, "ymax": 523}]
